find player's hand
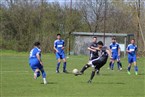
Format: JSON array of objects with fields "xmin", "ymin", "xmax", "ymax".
[
  {"xmin": 62, "ymin": 47, "xmax": 64, "ymax": 50},
  {"xmin": 40, "ymin": 61, "xmax": 43, "ymax": 66},
  {"xmin": 56, "ymin": 50, "xmax": 59, "ymax": 53}
]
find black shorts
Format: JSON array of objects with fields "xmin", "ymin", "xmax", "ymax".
[{"xmin": 91, "ymin": 56, "xmax": 108, "ymax": 69}]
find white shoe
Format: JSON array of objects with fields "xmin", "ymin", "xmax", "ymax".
[
  {"xmin": 44, "ymin": 81, "xmax": 47, "ymax": 84},
  {"xmin": 43, "ymin": 78, "xmax": 47, "ymax": 84},
  {"xmin": 120, "ymin": 68, "xmax": 122, "ymax": 71}
]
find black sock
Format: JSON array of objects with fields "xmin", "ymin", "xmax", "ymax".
[
  {"xmin": 109, "ymin": 62, "xmax": 112, "ymax": 68},
  {"xmin": 80, "ymin": 64, "xmax": 90, "ymax": 73},
  {"xmin": 117, "ymin": 62, "xmax": 122, "ymax": 68},
  {"xmin": 90, "ymin": 71, "xmax": 95, "ymax": 80}
]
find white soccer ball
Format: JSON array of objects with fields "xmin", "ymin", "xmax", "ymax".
[{"xmin": 72, "ymin": 69, "xmax": 79, "ymax": 74}]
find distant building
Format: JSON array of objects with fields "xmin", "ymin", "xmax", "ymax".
[{"xmin": 72, "ymin": 32, "xmax": 134, "ymax": 57}]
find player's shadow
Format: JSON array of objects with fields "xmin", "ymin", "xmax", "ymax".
[
  {"xmin": 138, "ymin": 73, "xmax": 145, "ymax": 75},
  {"xmin": 95, "ymin": 82, "xmax": 125, "ymax": 85},
  {"xmin": 100, "ymin": 73, "xmax": 114, "ymax": 76},
  {"xmin": 40, "ymin": 82, "xmax": 57, "ymax": 84}
]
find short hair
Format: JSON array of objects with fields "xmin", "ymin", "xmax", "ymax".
[
  {"xmin": 112, "ymin": 36, "xmax": 116, "ymax": 40},
  {"xmin": 93, "ymin": 36, "xmax": 97, "ymax": 39},
  {"xmin": 97, "ymin": 41, "xmax": 104, "ymax": 46},
  {"xmin": 131, "ymin": 39, "xmax": 135, "ymax": 41},
  {"xmin": 57, "ymin": 34, "xmax": 61, "ymax": 36},
  {"xmin": 34, "ymin": 42, "xmax": 40, "ymax": 46}
]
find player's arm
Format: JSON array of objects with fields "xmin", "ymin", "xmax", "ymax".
[
  {"xmin": 106, "ymin": 48, "xmax": 112, "ymax": 59},
  {"xmin": 126, "ymin": 46, "xmax": 131, "ymax": 53},
  {"xmin": 61, "ymin": 40, "xmax": 65, "ymax": 50},
  {"xmin": 118, "ymin": 46, "xmax": 121, "ymax": 56},
  {"xmin": 36, "ymin": 52, "xmax": 43, "ymax": 66},
  {"xmin": 88, "ymin": 47, "xmax": 97, "ymax": 52},
  {"xmin": 53, "ymin": 41, "xmax": 59, "ymax": 52}
]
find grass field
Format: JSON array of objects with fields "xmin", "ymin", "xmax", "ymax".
[{"xmin": 0, "ymin": 50, "xmax": 145, "ymax": 97}]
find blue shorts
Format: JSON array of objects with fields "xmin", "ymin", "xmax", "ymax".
[
  {"xmin": 29, "ymin": 61, "xmax": 43, "ymax": 71},
  {"xmin": 56, "ymin": 52, "xmax": 65, "ymax": 59},
  {"xmin": 128, "ymin": 56, "xmax": 136, "ymax": 64},
  {"xmin": 112, "ymin": 54, "xmax": 120, "ymax": 60}
]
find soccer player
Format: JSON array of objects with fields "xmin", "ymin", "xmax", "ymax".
[
  {"xmin": 126, "ymin": 39, "xmax": 138, "ymax": 75},
  {"xmin": 109, "ymin": 37, "xmax": 122, "ymax": 70},
  {"xmin": 29, "ymin": 42, "xmax": 47, "ymax": 84},
  {"xmin": 88, "ymin": 36, "xmax": 98, "ymax": 60},
  {"xmin": 76, "ymin": 41, "xmax": 112, "ymax": 83},
  {"xmin": 54, "ymin": 34, "xmax": 67, "ymax": 73}
]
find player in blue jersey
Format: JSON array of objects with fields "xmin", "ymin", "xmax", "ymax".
[
  {"xmin": 109, "ymin": 37, "xmax": 122, "ymax": 70},
  {"xmin": 54, "ymin": 34, "xmax": 67, "ymax": 73},
  {"xmin": 126, "ymin": 39, "xmax": 138, "ymax": 75},
  {"xmin": 29, "ymin": 42, "xmax": 47, "ymax": 84}
]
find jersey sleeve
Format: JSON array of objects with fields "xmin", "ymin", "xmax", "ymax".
[
  {"xmin": 36, "ymin": 48, "xmax": 41, "ymax": 55},
  {"xmin": 127, "ymin": 45, "xmax": 130, "ymax": 50},
  {"xmin": 54, "ymin": 40, "xmax": 57, "ymax": 48},
  {"xmin": 117, "ymin": 44, "xmax": 120, "ymax": 49}
]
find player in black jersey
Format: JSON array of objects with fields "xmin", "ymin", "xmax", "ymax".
[
  {"xmin": 76, "ymin": 41, "xmax": 112, "ymax": 83},
  {"xmin": 88, "ymin": 36, "xmax": 98, "ymax": 60}
]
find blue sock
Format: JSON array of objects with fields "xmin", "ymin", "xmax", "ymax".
[
  {"xmin": 128, "ymin": 66, "xmax": 131, "ymax": 71},
  {"xmin": 41, "ymin": 69, "xmax": 46, "ymax": 78},
  {"xmin": 63, "ymin": 62, "xmax": 67, "ymax": 71},
  {"xmin": 56, "ymin": 62, "xmax": 61, "ymax": 71},
  {"xmin": 111, "ymin": 63, "xmax": 114, "ymax": 70},
  {"xmin": 134, "ymin": 66, "xmax": 138, "ymax": 72}
]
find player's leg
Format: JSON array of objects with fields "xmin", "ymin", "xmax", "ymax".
[
  {"xmin": 127, "ymin": 57, "xmax": 132, "ymax": 75},
  {"xmin": 88, "ymin": 67, "xmax": 96, "ymax": 83},
  {"xmin": 117, "ymin": 59, "xmax": 122, "ymax": 70},
  {"xmin": 62, "ymin": 54, "xmax": 67, "ymax": 73},
  {"xmin": 108, "ymin": 60, "xmax": 112, "ymax": 69},
  {"xmin": 29, "ymin": 63, "xmax": 40, "ymax": 79},
  {"xmin": 40, "ymin": 67, "xmax": 47, "ymax": 84},
  {"xmin": 34, "ymin": 68, "xmax": 40, "ymax": 79},
  {"xmin": 111, "ymin": 59, "xmax": 115, "ymax": 70},
  {"xmin": 80, "ymin": 64, "xmax": 91, "ymax": 74},
  {"xmin": 56, "ymin": 53, "xmax": 61, "ymax": 73},
  {"xmin": 133, "ymin": 57, "xmax": 138, "ymax": 75},
  {"xmin": 56, "ymin": 59, "xmax": 61, "ymax": 73}
]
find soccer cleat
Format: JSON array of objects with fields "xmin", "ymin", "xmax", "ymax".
[
  {"xmin": 56, "ymin": 70, "xmax": 59, "ymax": 73},
  {"xmin": 135, "ymin": 72, "xmax": 138, "ymax": 75},
  {"xmin": 75, "ymin": 72, "xmax": 83, "ymax": 76},
  {"xmin": 63, "ymin": 70, "xmax": 68, "ymax": 73},
  {"xmin": 127, "ymin": 71, "xmax": 131, "ymax": 75},
  {"xmin": 44, "ymin": 81, "xmax": 48, "ymax": 84},
  {"xmin": 120, "ymin": 68, "xmax": 123, "ymax": 71},
  {"xmin": 87, "ymin": 80, "xmax": 92, "ymax": 83}
]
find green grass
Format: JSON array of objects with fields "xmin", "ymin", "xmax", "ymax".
[{"xmin": 0, "ymin": 50, "xmax": 145, "ymax": 97}]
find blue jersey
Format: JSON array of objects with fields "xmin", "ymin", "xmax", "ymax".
[
  {"xmin": 29, "ymin": 47, "xmax": 41, "ymax": 64},
  {"xmin": 109, "ymin": 42, "xmax": 120, "ymax": 55},
  {"xmin": 54, "ymin": 39, "xmax": 65, "ymax": 54},
  {"xmin": 127, "ymin": 44, "xmax": 137, "ymax": 57}
]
